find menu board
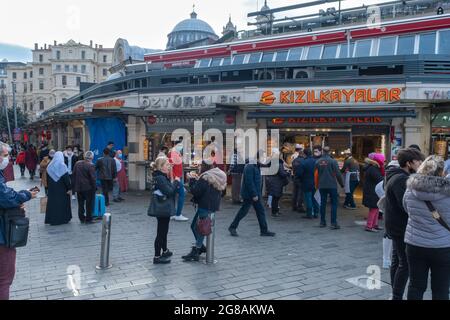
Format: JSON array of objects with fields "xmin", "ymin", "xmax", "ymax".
[{"xmin": 434, "ymin": 140, "xmax": 447, "ymax": 158}]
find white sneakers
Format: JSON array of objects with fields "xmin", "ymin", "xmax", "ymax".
[
  {"xmin": 383, "ymin": 260, "xmax": 391, "ymax": 269},
  {"xmin": 72, "ymin": 195, "xmax": 76, "ymax": 200},
  {"xmin": 172, "ymin": 215, "xmax": 189, "ymax": 221}
]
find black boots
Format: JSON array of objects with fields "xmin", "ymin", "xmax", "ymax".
[{"xmin": 182, "ymin": 247, "xmax": 201, "ymax": 262}]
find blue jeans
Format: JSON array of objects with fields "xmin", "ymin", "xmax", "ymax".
[
  {"xmin": 191, "ymin": 208, "xmax": 211, "ymax": 248},
  {"xmin": 304, "ymin": 190, "xmax": 319, "ymax": 217},
  {"xmin": 176, "ymin": 176, "xmax": 185, "ymax": 216},
  {"xmin": 344, "ymin": 180, "xmax": 359, "ymax": 208},
  {"xmin": 230, "ymin": 198, "xmax": 268, "ymax": 233},
  {"xmin": 320, "ymin": 188, "xmax": 338, "ymax": 225}
]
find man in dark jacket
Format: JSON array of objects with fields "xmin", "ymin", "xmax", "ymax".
[
  {"xmin": 291, "ymin": 144, "xmax": 306, "ymax": 213},
  {"xmin": 0, "ymin": 142, "xmax": 37, "ymax": 300},
  {"xmin": 385, "ymin": 147, "xmax": 424, "ymax": 300},
  {"xmin": 229, "ymin": 153, "xmax": 275, "ymax": 237},
  {"xmin": 95, "ymin": 148, "xmax": 117, "ymax": 207},
  {"xmin": 315, "ymin": 146, "xmax": 344, "ymax": 229},
  {"xmin": 297, "ymin": 148, "xmax": 319, "ymax": 219},
  {"xmin": 73, "ymin": 151, "xmax": 97, "ymax": 224},
  {"xmin": 229, "ymin": 148, "xmax": 245, "ymax": 204},
  {"xmin": 341, "ymin": 149, "xmax": 360, "ymax": 210}
]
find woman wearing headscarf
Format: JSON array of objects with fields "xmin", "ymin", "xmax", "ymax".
[
  {"xmin": 363, "ymin": 152, "xmax": 385, "ymax": 232},
  {"xmin": 45, "ymin": 151, "xmax": 72, "ymax": 225}
]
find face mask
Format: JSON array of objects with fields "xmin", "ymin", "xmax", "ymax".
[
  {"xmin": 118, "ymin": 154, "xmax": 123, "ymax": 159},
  {"xmin": 175, "ymin": 145, "xmax": 183, "ymax": 153},
  {"xmin": 0, "ymin": 156, "xmax": 9, "ymax": 170},
  {"xmin": 314, "ymin": 152, "xmax": 321, "ymax": 157},
  {"xmin": 67, "ymin": 151, "xmax": 73, "ymax": 156}
]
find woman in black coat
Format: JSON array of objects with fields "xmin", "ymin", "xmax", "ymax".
[
  {"xmin": 149, "ymin": 157, "xmax": 179, "ymax": 265},
  {"xmin": 265, "ymin": 157, "xmax": 289, "ymax": 217},
  {"xmin": 362, "ymin": 154, "xmax": 384, "ymax": 232},
  {"xmin": 182, "ymin": 162, "xmax": 227, "ymax": 262}
]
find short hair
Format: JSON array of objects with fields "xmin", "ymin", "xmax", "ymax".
[
  {"xmin": 408, "ymin": 144, "xmax": 421, "ymax": 152},
  {"xmin": 313, "ymin": 145, "xmax": 322, "ymax": 151},
  {"xmin": 66, "ymin": 145, "xmax": 73, "ymax": 150},
  {"xmin": 103, "ymin": 148, "xmax": 110, "ymax": 156},
  {"xmin": 397, "ymin": 148, "xmax": 425, "ymax": 168},
  {"xmin": 85, "ymin": 151, "xmax": 94, "ymax": 160},
  {"xmin": 323, "ymin": 146, "xmax": 331, "ymax": 153},
  {"xmin": 107, "ymin": 141, "xmax": 114, "ymax": 146},
  {"xmin": 0, "ymin": 142, "xmax": 11, "ymax": 154},
  {"xmin": 304, "ymin": 148, "xmax": 312, "ymax": 157}
]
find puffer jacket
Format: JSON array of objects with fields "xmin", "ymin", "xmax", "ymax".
[
  {"xmin": 95, "ymin": 155, "xmax": 117, "ymax": 180},
  {"xmin": 403, "ymin": 174, "xmax": 450, "ymax": 248},
  {"xmin": 266, "ymin": 159, "xmax": 289, "ymax": 197},
  {"xmin": 362, "ymin": 158, "xmax": 384, "ymax": 209},
  {"xmin": 189, "ymin": 167, "xmax": 227, "ymax": 212}
]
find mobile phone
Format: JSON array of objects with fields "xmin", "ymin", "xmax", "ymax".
[{"xmin": 30, "ymin": 186, "xmax": 40, "ymax": 192}]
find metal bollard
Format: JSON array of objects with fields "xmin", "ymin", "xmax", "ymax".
[
  {"xmin": 205, "ymin": 212, "xmax": 217, "ymax": 264},
  {"xmin": 96, "ymin": 213, "xmax": 112, "ymax": 270}
]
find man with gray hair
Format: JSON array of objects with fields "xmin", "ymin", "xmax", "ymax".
[
  {"xmin": 72, "ymin": 151, "xmax": 97, "ymax": 224},
  {"xmin": 0, "ymin": 141, "xmax": 38, "ymax": 300}
]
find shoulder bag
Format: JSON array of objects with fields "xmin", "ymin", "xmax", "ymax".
[
  {"xmin": 0, "ymin": 207, "xmax": 30, "ymax": 248},
  {"xmin": 424, "ymin": 201, "xmax": 450, "ymax": 233}
]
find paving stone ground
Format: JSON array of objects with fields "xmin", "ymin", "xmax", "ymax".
[{"xmin": 7, "ymin": 166, "xmax": 433, "ymax": 300}]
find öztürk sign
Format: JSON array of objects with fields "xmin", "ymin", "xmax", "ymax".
[{"xmin": 260, "ymin": 88, "xmax": 402, "ymax": 105}]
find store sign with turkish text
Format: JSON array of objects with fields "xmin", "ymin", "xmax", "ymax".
[
  {"xmin": 272, "ymin": 117, "xmax": 384, "ymax": 125},
  {"xmin": 140, "ymin": 93, "xmax": 242, "ymax": 109},
  {"xmin": 260, "ymin": 87, "xmax": 403, "ymax": 105},
  {"xmin": 93, "ymin": 99, "xmax": 125, "ymax": 110}
]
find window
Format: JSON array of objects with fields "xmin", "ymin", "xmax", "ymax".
[
  {"xmin": 12, "ymin": 72, "xmax": 16, "ymax": 79},
  {"xmin": 30, "ymin": 83, "xmax": 33, "ymax": 92},
  {"xmin": 307, "ymin": 46, "xmax": 322, "ymax": 59},
  {"xmin": 288, "ymin": 48, "xmax": 303, "ymax": 61},
  {"xmin": 198, "ymin": 59, "xmax": 211, "ymax": 68},
  {"xmin": 354, "ymin": 40, "xmax": 372, "ymax": 57},
  {"xmin": 39, "ymin": 54, "xmax": 43, "ymax": 62},
  {"xmin": 39, "ymin": 80, "xmax": 44, "ymax": 90},
  {"xmin": 94, "ymin": 54, "xmax": 96, "ymax": 61},
  {"xmin": 94, "ymin": 67, "xmax": 96, "ymax": 74},
  {"xmin": 211, "ymin": 58, "xmax": 222, "ymax": 67},
  {"xmin": 55, "ymin": 65, "xmax": 61, "ymax": 72},
  {"xmin": 81, "ymin": 51, "xmax": 86, "ymax": 59},
  {"xmin": 103, "ymin": 55, "xmax": 107, "ymax": 63},
  {"xmin": 62, "ymin": 75, "xmax": 67, "ymax": 86},
  {"xmin": 419, "ymin": 33, "xmax": 436, "ymax": 54},
  {"xmin": 339, "ymin": 43, "xmax": 355, "ymax": 58},
  {"xmin": 30, "ymin": 102, "xmax": 33, "ymax": 111},
  {"xmin": 39, "ymin": 101, "xmax": 44, "ymax": 110},
  {"xmin": 24, "ymin": 72, "xmax": 27, "ymax": 79},
  {"xmin": 378, "ymin": 37, "xmax": 397, "ymax": 56},
  {"xmin": 30, "ymin": 71, "xmax": 33, "ymax": 78},
  {"xmin": 248, "ymin": 52, "xmax": 262, "ymax": 64},
  {"xmin": 39, "ymin": 68, "xmax": 44, "ymax": 75},
  {"xmin": 222, "ymin": 57, "xmax": 231, "ymax": 66},
  {"xmin": 439, "ymin": 30, "xmax": 450, "ymax": 54},
  {"xmin": 275, "ymin": 51, "xmax": 289, "ymax": 62},
  {"xmin": 65, "ymin": 65, "xmax": 70, "ymax": 72},
  {"xmin": 56, "ymin": 51, "xmax": 61, "ymax": 60},
  {"xmin": 24, "ymin": 103, "xmax": 27, "ymax": 112},
  {"xmin": 397, "ymin": 35, "xmax": 415, "ymax": 55},
  {"xmin": 103, "ymin": 68, "xmax": 107, "ymax": 76},
  {"xmin": 73, "ymin": 65, "xmax": 78, "ymax": 72},
  {"xmin": 322, "ymin": 45, "xmax": 338, "ymax": 59},
  {"xmin": 23, "ymin": 83, "xmax": 27, "ymax": 93},
  {"xmin": 81, "ymin": 65, "xmax": 86, "ymax": 73},
  {"xmin": 262, "ymin": 52, "xmax": 275, "ymax": 63},
  {"xmin": 232, "ymin": 54, "xmax": 245, "ymax": 65},
  {"xmin": 76, "ymin": 77, "xmax": 81, "ymax": 86}
]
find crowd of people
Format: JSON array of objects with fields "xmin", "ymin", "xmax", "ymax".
[{"xmin": 1, "ymin": 136, "xmax": 449, "ymax": 300}]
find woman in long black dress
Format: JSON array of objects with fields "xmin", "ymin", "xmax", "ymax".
[{"xmin": 45, "ymin": 151, "xmax": 72, "ymax": 225}]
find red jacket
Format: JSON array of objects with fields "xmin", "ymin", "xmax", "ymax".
[
  {"xmin": 16, "ymin": 151, "xmax": 26, "ymax": 164},
  {"xmin": 168, "ymin": 151, "xmax": 183, "ymax": 179}
]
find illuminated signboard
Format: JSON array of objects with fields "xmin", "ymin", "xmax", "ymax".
[
  {"xmin": 272, "ymin": 117, "xmax": 384, "ymax": 124},
  {"xmin": 93, "ymin": 99, "xmax": 125, "ymax": 110},
  {"xmin": 260, "ymin": 88, "xmax": 402, "ymax": 105}
]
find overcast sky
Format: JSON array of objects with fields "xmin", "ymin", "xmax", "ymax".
[{"xmin": 1, "ymin": 0, "xmax": 384, "ymax": 50}]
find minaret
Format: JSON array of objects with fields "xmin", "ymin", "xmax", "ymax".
[{"xmin": 223, "ymin": 15, "xmax": 237, "ymax": 36}]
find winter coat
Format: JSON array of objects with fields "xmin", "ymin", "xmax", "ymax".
[
  {"xmin": 16, "ymin": 151, "xmax": 26, "ymax": 165},
  {"xmin": 384, "ymin": 166, "xmax": 410, "ymax": 239},
  {"xmin": 403, "ymin": 174, "xmax": 450, "ymax": 248},
  {"xmin": 95, "ymin": 155, "xmax": 117, "ymax": 180},
  {"xmin": 314, "ymin": 154, "xmax": 344, "ymax": 189},
  {"xmin": 189, "ymin": 167, "xmax": 227, "ymax": 212},
  {"xmin": 39, "ymin": 157, "xmax": 51, "ymax": 188},
  {"xmin": 341, "ymin": 156, "xmax": 360, "ymax": 182},
  {"xmin": 0, "ymin": 171, "xmax": 31, "ymax": 209},
  {"xmin": 240, "ymin": 163, "xmax": 263, "ymax": 200},
  {"xmin": 266, "ymin": 159, "xmax": 289, "ymax": 197},
  {"xmin": 39, "ymin": 148, "xmax": 49, "ymax": 162},
  {"xmin": 25, "ymin": 148, "xmax": 38, "ymax": 171},
  {"xmin": 149, "ymin": 170, "xmax": 179, "ymax": 217},
  {"xmin": 297, "ymin": 156, "xmax": 316, "ymax": 192},
  {"xmin": 362, "ymin": 158, "xmax": 384, "ymax": 209},
  {"xmin": 73, "ymin": 160, "xmax": 97, "ymax": 192},
  {"xmin": 292, "ymin": 156, "xmax": 305, "ymax": 181},
  {"xmin": 64, "ymin": 154, "xmax": 79, "ymax": 175}
]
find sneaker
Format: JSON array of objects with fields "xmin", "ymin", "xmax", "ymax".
[
  {"xmin": 228, "ymin": 227, "xmax": 238, "ymax": 237},
  {"xmin": 365, "ymin": 227, "xmax": 378, "ymax": 233},
  {"xmin": 271, "ymin": 213, "xmax": 280, "ymax": 217},
  {"xmin": 199, "ymin": 245, "xmax": 207, "ymax": 254},
  {"xmin": 260, "ymin": 231, "xmax": 276, "ymax": 237},
  {"xmin": 383, "ymin": 260, "xmax": 391, "ymax": 269},
  {"xmin": 374, "ymin": 226, "xmax": 384, "ymax": 231},
  {"xmin": 153, "ymin": 256, "xmax": 171, "ymax": 264},
  {"xmin": 343, "ymin": 205, "xmax": 352, "ymax": 210},
  {"xmin": 319, "ymin": 223, "xmax": 327, "ymax": 228},
  {"xmin": 182, "ymin": 247, "xmax": 200, "ymax": 262},
  {"xmin": 330, "ymin": 224, "xmax": 341, "ymax": 230},
  {"xmin": 118, "ymin": 197, "xmax": 125, "ymax": 201},
  {"xmin": 174, "ymin": 215, "xmax": 189, "ymax": 221},
  {"xmin": 72, "ymin": 195, "xmax": 76, "ymax": 200},
  {"xmin": 162, "ymin": 250, "xmax": 173, "ymax": 259}
]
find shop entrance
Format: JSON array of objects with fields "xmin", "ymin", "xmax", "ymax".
[{"xmin": 352, "ymin": 135, "xmax": 383, "ymax": 163}]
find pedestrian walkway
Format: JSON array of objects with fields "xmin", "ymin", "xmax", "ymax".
[{"xmin": 6, "ymin": 165, "xmax": 431, "ymax": 300}]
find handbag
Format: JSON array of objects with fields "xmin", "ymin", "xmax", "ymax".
[
  {"xmin": 197, "ymin": 216, "xmax": 212, "ymax": 236},
  {"xmin": 424, "ymin": 201, "xmax": 450, "ymax": 232},
  {"xmin": 1, "ymin": 207, "xmax": 30, "ymax": 248},
  {"xmin": 147, "ymin": 181, "xmax": 174, "ymax": 218}
]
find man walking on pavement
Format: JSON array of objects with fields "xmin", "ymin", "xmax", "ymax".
[
  {"xmin": 297, "ymin": 148, "xmax": 319, "ymax": 219},
  {"xmin": 229, "ymin": 152, "xmax": 276, "ymax": 237},
  {"xmin": 73, "ymin": 151, "xmax": 97, "ymax": 224},
  {"xmin": 95, "ymin": 148, "xmax": 116, "ymax": 207},
  {"xmin": 229, "ymin": 148, "xmax": 245, "ymax": 205},
  {"xmin": 315, "ymin": 146, "xmax": 344, "ymax": 230},
  {"xmin": 291, "ymin": 144, "xmax": 306, "ymax": 213}
]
